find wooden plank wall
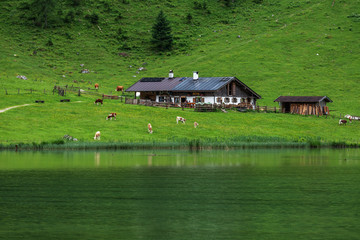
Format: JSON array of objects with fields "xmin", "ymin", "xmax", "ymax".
[{"xmin": 290, "ymin": 104, "xmax": 329, "ymax": 116}]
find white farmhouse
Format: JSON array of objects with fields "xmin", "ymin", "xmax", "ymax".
[{"xmin": 126, "ymin": 71, "xmax": 261, "ymax": 109}]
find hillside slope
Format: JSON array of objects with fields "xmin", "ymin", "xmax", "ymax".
[{"xmin": 0, "ymin": 0, "xmax": 359, "ymax": 111}]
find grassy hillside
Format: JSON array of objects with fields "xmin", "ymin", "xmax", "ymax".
[{"xmin": 0, "ymin": 0, "xmax": 359, "ymax": 146}]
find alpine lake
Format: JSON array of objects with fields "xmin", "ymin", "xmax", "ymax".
[{"xmin": 1, "ymin": 148, "xmax": 359, "ymax": 240}]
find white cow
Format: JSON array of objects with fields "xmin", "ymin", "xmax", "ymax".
[
  {"xmin": 176, "ymin": 116, "xmax": 186, "ymax": 124},
  {"xmin": 345, "ymin": 114, "xmax": 359, "ymax": 121},
  {"xmin": 94, "ymin": 131, "xmax": 101, "ymax": 140}
]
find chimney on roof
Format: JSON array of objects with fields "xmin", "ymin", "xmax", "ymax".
[
  {"xmin": 169, "ymin": 70, "xmax": 174, "ymax": 79},
  {"xmin": 193, "ymin": 71, "xmax": 199, "ymax": 80}
]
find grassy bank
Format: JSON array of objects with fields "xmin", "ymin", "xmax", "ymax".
[
  {"xmin": 0, "ymin": 92, "xmax": 359, "ymax": 149},
  {"xmin": 1, "ymin": 136, "xmax": 357, "ymax": 151}
]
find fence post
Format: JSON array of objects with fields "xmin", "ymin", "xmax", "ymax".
[
  {"xmin": 5, "ymin": 88, "xmax": 8, "ymax": 95},
  {"xmin": 18, "ymin": 89, "xmax": 20, "ymax": 94}
]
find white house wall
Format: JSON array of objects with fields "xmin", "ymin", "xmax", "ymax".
[{"xmin": 156, "ymin": 95, "xmax": 256, "ymax": 108}]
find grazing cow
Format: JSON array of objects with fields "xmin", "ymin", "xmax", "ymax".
[
  {"xmin": 339, "ymin": 119, "xmax": 347, "ymax": 125},
  {"xmin": 345, "ymin": 114, "xmax": 358, "ymax": 121},
  {"xmin": 94, "ymin": 99, "xmax": 103, "ymax": 105},
  {"xmin": 94, "ymin": 131, "xmax": 101, "ymax": 140},
  {"xmin": 95, "ymin": 83, "xmax": 99, "ymax": 89},
  {"xmin": 148, "ymin": 123, "xmax": 153, "ymax": 134},
  {"xmin": 115, "ymin": 86, "xmax": 124, "ymax": 92},
  {"xmin": 106, "ymin": 113, "xmax": 117, "ymax": 120},
  {"xmin": 194, "ymin": 122, "xmax": 199, "ymax": 128},
  {"xmin": 176, "ymin": 116, "xmax": 186, "ymax": 124}
]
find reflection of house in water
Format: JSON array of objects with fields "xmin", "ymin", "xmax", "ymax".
[
  {"xmin": 148, "ymin": 154, "xmax": 153, "ymax": 166},
  {"xmin": 95, "ymin": 152, "xmax": 101, "ymax": 166}
]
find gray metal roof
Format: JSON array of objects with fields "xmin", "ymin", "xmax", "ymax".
[
  {"xmin": 126, "ymin": 76, "xmax": 261, "ymax": 99},
  {"xmin": 274, "ymin": 96, "xmax": 333, "ymax": 103},
  {"xmin": 172, "ymin": 77, "xmax": 233, "ymax": 92},
  {"xmin": 126, "ymin": 77, "xmax": 185, "ymax": 92}
]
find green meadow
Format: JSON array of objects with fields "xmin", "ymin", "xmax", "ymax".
[{"xmin": 0, "ymin": 0, "xmax": 359, "ymax": 148}]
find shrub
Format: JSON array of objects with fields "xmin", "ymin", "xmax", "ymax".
[
  {"xmin": 70, "ymin": 0, "xmax": 82, "ymax": 6},
  {"xmin": 186, "ymin": 13, "xmax": 193, "ymax": 24},
  {"xmin": 85, "ymin": 13, "xmax": 99, "ymax": 24},
  {"xmin": 64, "ymin": 10, "xmax": 75, "ymax": 23},
  {"xmin": 46, "ymin": 38, "xmax": 54, "ymax": 46},
  {"xmin": 115, "ymin": 13, "xmax": 123, "ymax": 21}
]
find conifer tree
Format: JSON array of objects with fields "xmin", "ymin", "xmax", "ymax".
[
  {"xmin": 30, "ymin": 0, "xmax": 56, "ymax": 28},
  {"xmin": 151, "ymin": 10, "xmax": 173, "ymax": 51}
]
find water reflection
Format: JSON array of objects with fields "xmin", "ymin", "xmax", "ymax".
[
  {"xmin": 0, "ymin": 149, "xmax": 359, "ymax": 170},
  {"xmin": 95, "ymin": 152, "xmax": 101, "ymax": 166}
]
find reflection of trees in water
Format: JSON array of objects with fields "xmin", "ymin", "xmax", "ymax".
[{"xmin": 148, "ymin": 155, "xmax": 152, "ymax": 166}]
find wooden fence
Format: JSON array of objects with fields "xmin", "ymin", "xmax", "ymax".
[{"xmin": 4, "ymin": 88, "xmax": 48, "ymax": 95}]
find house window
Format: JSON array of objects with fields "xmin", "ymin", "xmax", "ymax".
[
  {"xmin": 224, "ymin": 97, "xmax": 230, "ymax": 103},
  {"xmin": 227, "ymin": 82, "xmax": 236, "ymax": 96},
  {"xmin": 228, "ymin": 84, "xmax": 232, "ymax": 96},
  {"xmin": 174, "ymin": 97, "xmax": 180, "ymax": 103},
  {"xmin": 195, "ymin": 97, "xmax": 202, "ymax": 103},
  {"xmin": 158, "ymin": 96, "xmax": 165, "ymax": 102},
  {"xmin": 232, "ymin": 97, "xmax": 237, "ymax": 103}
]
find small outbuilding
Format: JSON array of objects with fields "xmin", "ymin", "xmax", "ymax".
[{"xmin": 274, "ymin": 96, "xmax": 332, "ymax": 115}]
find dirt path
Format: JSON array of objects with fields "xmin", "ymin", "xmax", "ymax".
[
  {"xmin": 0, "ymin": 104, "xmax": 33, "ymax": 113},
  {"xmin": 0, "ymin": 101, "xmax": 85, "ymax": 114}
]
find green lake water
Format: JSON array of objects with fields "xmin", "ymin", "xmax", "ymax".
[{"xmin": 1, "ymin": 149, "xmax": 360, "ymax": 240}]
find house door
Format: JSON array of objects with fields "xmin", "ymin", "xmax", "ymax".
[
  {"xmin": 284, "ymin": 103, "xmax": 291, "ymax": 113},
  {"xmin": 181, "ymin": 96, "xmax": 187, "ymax": 103}
]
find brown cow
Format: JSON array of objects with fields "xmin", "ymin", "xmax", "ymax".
[
  {"xmin": 95, "ymin": 83, "xmax": 99, "ymax": 89},
  {"xmin": 106, "ymin": 113, "xmax": 117, "ymax": 120},
  {"xmin": 194, "ymin": 122, "xmax": 199, "ymax": 128},
  {"xmin": 115, "ymin": 86, "xmax": 124, "ymax": 92},
  {"xmin": 339, "ymin": 119, "xmax": 347, "ymax": 125},
  {"xmin": 148, "ymin": 123, "xmax": 153, "ymax": 134},
  {"xmin": 94, "ymin": 99, "xmax": 103, "ymax": 105}
]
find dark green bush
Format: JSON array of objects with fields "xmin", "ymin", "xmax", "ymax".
[{"xmin": 85, "ymin": 13, "xmax": 99, "ymax": 24}]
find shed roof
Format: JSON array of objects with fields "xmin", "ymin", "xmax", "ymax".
[
  {"xmin": 274, "ymin": 96, "xmax": 333, "ymax": 103},
  {"xmin": 126, "ymin": 77, "xmax": 185, "ymax": 92}
]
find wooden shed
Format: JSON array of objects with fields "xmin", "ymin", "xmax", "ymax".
[{"xmin": 274, "ymin": 96, "xmax": 332, "ymax": 115}]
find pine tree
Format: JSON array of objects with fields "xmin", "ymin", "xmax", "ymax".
[
  {"xmin": 151, "ymin": 10, "xmax": 173, "ymax": 51},
  {"xmin": 30, "ymin": 0, "xmax": 56, "ymax": 28}
]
